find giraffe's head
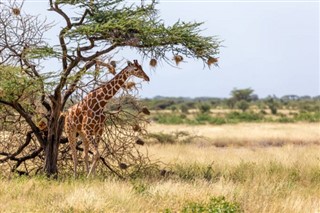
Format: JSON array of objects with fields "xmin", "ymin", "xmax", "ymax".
[{"xmin": 127, "ymin": 60, "xmax": 150, "ymax": 82}]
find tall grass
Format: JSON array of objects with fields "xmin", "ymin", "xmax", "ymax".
[
  {"xmin": 0, "ymin": 123, "xmax": 319, "ymax": 212},
  {"xmin": 1, "ymin": 149, "xmax": 319, "ymax": 213}
]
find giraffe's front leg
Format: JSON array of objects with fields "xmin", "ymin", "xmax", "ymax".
[
  {"xmin": 87, "ymin": 116, "xmax": 105, "ymax": 177},
  {"xmin": 87, "ymin": 140, "xmax": 100, "ymax": 177},
  {"xmin": 87, "ymin": 130, "xmax": 103, "ymax": 177}
]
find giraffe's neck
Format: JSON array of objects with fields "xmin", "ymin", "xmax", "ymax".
[{"xmin": 82, "ymin": 68, "xmax": 131, "ymax": 110}]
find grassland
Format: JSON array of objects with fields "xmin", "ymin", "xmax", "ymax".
[{"xmin": 1, "ymin": 122, "xmax": 320, "ymax": 212}]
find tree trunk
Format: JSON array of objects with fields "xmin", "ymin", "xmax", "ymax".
[
  {"xmin": 43, "ymin": 133, "xmax": 59, "ymax": 177},
  {"xmin": 43, "ymin": 102, "xmax": 65, "ymax": 178}
]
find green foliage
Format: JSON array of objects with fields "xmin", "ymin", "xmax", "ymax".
[
  {"xmin": 194, "ymin": 113, "xmax": 212, "ymax": 124},
  {"xmin": 207, "ymin": 117, "xmax": 226, "ymax": 125},
  {"xmin": 181, "ymin": 197, "xmax": 242, "ymax": 213},
  {"xmin": 276, "ymin": 116, "xmax": 294, "ymax": 123},
  {"xmin": 170, "ymin": 105, "xmax": 178, "ymax": 112},
  {"xmin": 145, "ymin": 94, "xmax": 320, "ymax": 125},
  {"xmin": 294, "ymin": 111, "xmax": 320, "ymax": 122},
  {"xmin": 24, "ymin": 47, "xmax": 58, "ymax": 59},
  {"xmin": 191, "ymin": 114, "xmax": 226, "ymax": 125},
  {"xmin": 180, "ymin": 104, "xmax": 190, "ymax": 114},
  {"xmin": 235, "ymin": 100, "xmax": 249, "ymax": 112},
  {"xmin": 66, "ymin": 0, "xmax": 220, "ymax": 62},
  {"xmin": 0, "ymin": 66, "xmax": 41, "ymax": 102},
  {"xmin": 198, "ymin": 103, "xmax": 211, "ymax": 114},
  {"xmin": 173, "ymin": 163, "xmax": 219, "ymax": 181},
  {"xmin": 230, "ymin": 88, "xmax": 254, "ymax": 102},
  {"xmin": 265, "ymin": 98, "xmax": 279, "ymax": 115},
  {"xmin": 154, "ymin": 100, "xmax": 176, "ymax": 110},
  {"xmin": 298, "ymin": 101, "xmax": 320, "ymax": 112},
  {"xmin": 225, "ymin": 111, "xmax": 263, "ymax": 123},
  {"xmin": 153, "ymin": 113, "xmax": 185, "ymax": 124}
]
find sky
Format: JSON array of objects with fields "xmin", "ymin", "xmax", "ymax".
[{"xmin": 16, "ymin": 0, "xmax": 320, "ymax": 98}]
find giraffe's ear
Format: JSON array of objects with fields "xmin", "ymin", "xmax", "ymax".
[{"xmin": 127, "ymin": 61, "xmax": 133, "ymax": 66}]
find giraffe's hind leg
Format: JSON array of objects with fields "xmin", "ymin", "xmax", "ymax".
[{"xmin": 67, "ymin": 131, "xmax": 78, "ymax": 177}]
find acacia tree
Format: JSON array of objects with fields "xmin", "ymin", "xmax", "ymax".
[{"xmin": 0, "ymin": 0, "xmax": 220, "ymax": 177}]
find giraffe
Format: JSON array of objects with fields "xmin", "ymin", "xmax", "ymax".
[{"xmin": 64, "ymin": 60, "xmax": 150, "ymax": 177}]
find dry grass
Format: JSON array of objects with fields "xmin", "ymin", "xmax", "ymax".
[
  {"xmin": 147, "ymin": 122, "xmax": 320, "ymax": 147},
  {"xmin": 0, "ymin": 122, "xmax": 320, "ymax": 212}
]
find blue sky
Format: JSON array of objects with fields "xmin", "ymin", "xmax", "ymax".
[{"xmin": 22, "ymin": 0, "xmax": 319, "ymax": 98}]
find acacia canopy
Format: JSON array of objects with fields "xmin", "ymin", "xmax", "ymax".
[{"xmin": 56, "ymin": 0, "xmax": 220, "ymax": 63}]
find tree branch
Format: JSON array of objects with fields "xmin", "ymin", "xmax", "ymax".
[
  {"xmin": 0, "ymin": 131, "xmax": 33, "ymax": 163},
  {"xmin": 12, "ymin": 102, "xmax": 45, "ymax": 147},
  {"xmin": 74, "ymin": 9, "xmax": 93, "ymax": 26},
  {"xmin": 62, "ymin": 60, "xmax": 96, "ymax": 108},
  {"xmin": 78, "ymin": 43, "xmax": 118, "ymax": 62},
  {"xmin": 11, "ymin": 147, "xmax": 43, "ymax": 173}
]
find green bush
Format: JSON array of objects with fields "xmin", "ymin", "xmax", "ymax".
[
  {"xmin": 181, "ymin": 196, "xmax": 242, "ymax": 213},
  {"xmin": 208, "ymin": 117, "xmax": 227, "ymax": 125},
  {"xmin": 236, "ymin": 100, "xmax": 250, "ymax": 112},
  {"xmin": 294, "ymin": 111, "xmax": 320, "ymax": 122},
  {"xmin": 180, "ymin": 104, "xmax": 190, "ymax": 114},
  {"xmin": 153, "ymin": 113, "xmax": 185, "ymax": 124},
  {"xmin": 195, "ymin": 113, "xmax": 212, "ymax": 124},
  {"xmin": 172, "ymin": 163, "xmax": 221, "ymax": 182},
  {"xmin": 269, "ymin": 105, "xmax": 278, "ymax": 115},
  {"xmin": 277, "ymin": 117, "xmax": 294, "ymax": 123},
  {"xmin": 225, "ymin": 111, "xmax": 263, "ymax": 123},
  {"xmin": 198, "ymin": 104, "xmax": 211, "ymax": 114}
]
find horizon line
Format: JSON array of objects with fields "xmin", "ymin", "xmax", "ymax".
[{"xmin": 2, "ymin": 0, "xmax": 319, "ymax": 3}]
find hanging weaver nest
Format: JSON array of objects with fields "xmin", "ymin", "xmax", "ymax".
[
  {"xmin": 110, "ymin": 60, "xmax": 117, "ymax": 68},
  {"xmin": 122, "ymin": 81, "xmax": 137, "ymax": 91},
  {"xmin": 149, "ymin": 58, "xmax": 157, "ymax": 67},
  {"xmin": 12, "ymin": 8, "xmax": 20, "ymax": 16},
  {"xmin": 173, "ymin": 55, "xmax": 183, "ymax": 65},
  {"xmin": 37, "ymin": 120, "xmax": 48, "ymax": 131},
  {"xmin": 207, "ymin": 57, "xmax": 218, "ymax": 67}
]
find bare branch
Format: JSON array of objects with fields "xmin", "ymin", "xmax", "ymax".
[
  {"xmin": 12, "ymin": 102, "xmax": 45, "ymax": 147},
  {"xmin": 0, "ymin": 131, "xmax": 33, "ymax": 163}
]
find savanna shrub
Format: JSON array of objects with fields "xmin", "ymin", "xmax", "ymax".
[
  {"xmin": 182, "ymin": 196, "xmax": 242, "ymax": 213},
  {"xmin": 153, "ymin": 113, "xmax": 185, "ymax": 124},
  {"xmin": 226, "ymin": 111, "xmax": 263, "ymax": 122}
]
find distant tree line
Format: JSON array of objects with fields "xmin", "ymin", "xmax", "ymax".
[{"xmin": 142, "ymin": 88, "xmax": 320, "ymax": 114}]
